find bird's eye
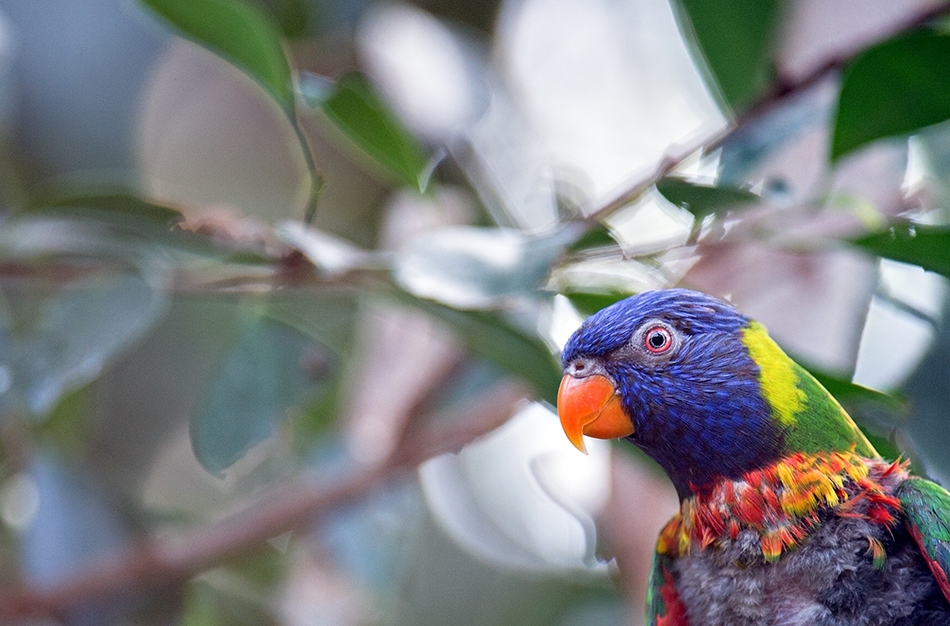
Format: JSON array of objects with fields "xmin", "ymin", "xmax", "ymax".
[{"xmin": 644, "ymin": 326, "xmax": 673, "ymax": 354}]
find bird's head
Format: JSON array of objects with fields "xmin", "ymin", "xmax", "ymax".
[{"xmin": 558, "ymin": 288, "xmax": 875, "ymax": 498}]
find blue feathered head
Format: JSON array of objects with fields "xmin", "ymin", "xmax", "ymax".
[{"xmin": 558, "ymin": 289, "xmax": 874, "ymax": 497}]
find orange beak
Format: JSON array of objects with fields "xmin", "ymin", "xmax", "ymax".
[{"xmin": 556, "ymin": 373, "xmax": 633, "ymax": 454}]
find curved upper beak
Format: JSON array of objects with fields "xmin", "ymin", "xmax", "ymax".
[{"xmin": 556, "ymin": 373, "xmax": 633, "ymax": 454}]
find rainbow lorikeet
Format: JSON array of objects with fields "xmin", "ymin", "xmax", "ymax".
[{"xmin": 557, "ymin": 289, "xmax": 950, "ymax": 626}]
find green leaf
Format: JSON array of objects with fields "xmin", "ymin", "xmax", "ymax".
[
  {"xmin": 850, "ymin": 223, "xmax": 950, "ymax": 279},
  {"xmin": 860, "ymin": 428, "xmax": 906, "ymax": 465},
  {"xmin": 317, "ymin": 72, "xmax": 430, "ymax": 192},
  {"xmin": 562, "ymin": 290, "xmax": 630, "ymax": 317},
  {"xmin": 389, "ymin": 290, "xmax": 561, "ymax": 403},
  {"xmin": 566, "ymin": 223, "xmax": 619, "ymax": 255},
  {"xmin": 140, "ymin": 0, "xmax": 294, "ymax": 113},
  {"xmin": 29, "ymin": 188, "xmax": 183, "ymax": 227},
  {"xmin": 832, "ymin": 31, "xmax": 950, "ymax": 161},
  {"xmin": 809, "ymin": 370, "xmax": 906, "ymax": 415},
  {"xmin": 15, "ymin": 273, "xmax": 166, "ymax": 415},
  {"xmin": 655, "ymin": 178, "xmax": 759, "ymax": 219},
  {"xmin": 191, "ymin": 314, "xmax": 335, "ymax": 475},
  {"xmin": 181, "ymin": 579, "xmax": 279, "ymax": 626},
  {"xmin": 672, "ymin": 0, "xmax": 778, "ymax": 109}
]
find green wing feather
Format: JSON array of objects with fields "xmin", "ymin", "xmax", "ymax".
[
  {"xmin": 647, "ymin": 551, "xmax": 690, "ymax": 626},
  {"xmin": 897, "ymin": 476, "xmax": 950, "ymax": 602}
]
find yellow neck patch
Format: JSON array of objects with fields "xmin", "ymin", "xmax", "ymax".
[{"xmin": 741, "ymin": 322, "xmax": 805, "ymax": 428}]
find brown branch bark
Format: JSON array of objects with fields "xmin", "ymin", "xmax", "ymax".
[{"xmin": 0, "ymin": 381, "xmax": 531, "ymax": 623}]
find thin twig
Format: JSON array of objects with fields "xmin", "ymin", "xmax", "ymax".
[
  {"xmin": 289, "ymin": 116, "xmax": 325, "ymax": 226},
  {"xmin": 0, "ymin": 381, "xmax": 530, "ymax": 622}
]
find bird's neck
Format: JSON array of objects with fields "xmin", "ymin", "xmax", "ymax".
[
  {"xmin": 741, "ymin": 322, "xmax": 878, "ymax": 459},
  {"xmin": 657, "ymin": 451, "xmax": 908, "ymax": 562}
]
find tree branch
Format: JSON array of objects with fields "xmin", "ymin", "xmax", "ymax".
[
  {"xmin": 0, "ymin": 381, "xmax": 531, "ymax": 622},
  {"xmin": 585, "ymin": 1, "xmax": 950, "ymax": 225}
]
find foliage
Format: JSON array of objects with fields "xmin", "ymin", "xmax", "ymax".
[{"xmin": 2, "ymin": 1, "xmax": 950, "ymax": 625}]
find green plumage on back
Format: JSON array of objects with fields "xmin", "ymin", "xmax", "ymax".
[
  {"xmin": 558, "ymin": 289, "xmax": 950, "ymax": 625},
  {"xmin": 898, "ymin": 477, "xmax": 950, "ymax": 597}
]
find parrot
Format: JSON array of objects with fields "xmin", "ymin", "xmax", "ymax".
[{"xmin": 557, "ymin": 288, "xmax": 950, "ymax": 626}]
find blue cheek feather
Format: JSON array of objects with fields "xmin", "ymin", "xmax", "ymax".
[{"xmin": 562, "ymin": 289, "xmax": 786, "ymax": 498}]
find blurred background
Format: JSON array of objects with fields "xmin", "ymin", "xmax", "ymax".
[{"xmin": 1, "ymin": 0, "xmax": 950, "ymax": 624}]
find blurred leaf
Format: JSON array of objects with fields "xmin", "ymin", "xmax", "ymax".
[
  {"xmin": 316, "ymin": 72, "xmax": 430, "ymax": 191},
  {"xmin": 655, "ymin": 178, "xmax": 759, "ymax": 219},
  {"xmin": 25, "ymin": 192, "xmax": 279, "ymax": 264},
  {"xmin": 35, "ymin": 384, "xmax": 97, "ymax": 459},
  {"xmin": 140, "ymin": 0, "xmax": 294, "ymax": 113},
  {"xmin": 562, "ymin": 290, "xmax": 630, "ymax": 317},
  {"xmin": 394, "ymin": 226, "xmax": 572, "ymax": 309},
  {"xmin": 718, "ymin": 87, "xmax": 829, "ymax": 185},
  {"xmin": 191, "ymin": 313, "xmax": 334, "ymax": 475},
  {"xmin": 29, "ymin": 189, "xmax": 183, "ymax": 227},
  {"xmin": 859, "ymin": 428, "xmax": 909, "ymax": 466},
  {"xmin": 832, "ymin": 31, "xmax": 950, "ymax": 161},
  {"xmin": 265, "ymin": 0, "xmax": 312, "ymax": 38},
  {"xmin": 8, "ymin": 273, "xmax": 166, "ymax": 416},
  {"xmin": 917, "ymin": 117, "xmax": 950, "ymax": 187},
  {"xmin": 673, "ymin": 0, "xmax": 778, "ymax": 109},
  {"xmin": 19, "ymin": 455, "xmax": 131, "ymax": 612},
  {"xmin": 274, "ymin": 221, "xmax": 377, "ymax": 275},
  {"xmin": 809, "ymin": 370, "xmax": 907, "ymax": 415},
  {"xmin": 390, "ymin": 290, "xmax": 561, "ymax": 403},
  {"xmin": 297, "ymin": 70, "xmax": 335, "ymax": 107},
  {"xmin": 266, "ymin": 293, "xmax": 357, "ymax": 452},
  {"xmin": 850, "ymin": 223, "xmax": 950, "ymax": 279},
  {"xmin": 266, "ymin": 292, "xmax": 359, "ymax": 363},
  {"xmin": 565, "ymin": 223, "xmax": 618, "ymax": 255},
  {"xmin": 181, "ymin": 579, "xmax": 278, "ymax": 626}
]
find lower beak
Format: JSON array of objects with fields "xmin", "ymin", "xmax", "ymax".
[{"xmin": 556, "ymin": 373, "xmax": 633, "ymax": 454}]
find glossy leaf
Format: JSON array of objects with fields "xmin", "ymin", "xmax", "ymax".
[
  {"xmin": 191, "ymin": 314, "xmax": 335, "ymax": 475},
  {"xmin": 851, "ymin": 223, "xmax": 950, "ymax": 279},
  {"xmin": 318, "ymin": 72, "xmax": 430, "ymax": 191},
  {"xmin": 140, "ymin": 0, "xmax": 294, "ymax": 113},
  {"xmin": 832, "ymin": 32, "xmax": 950, "ymax": 161},
  {"xmin": 655, "ymin": 178, "xmax": 759, "ymax": 218},
  {"xmin": 673, "ymin": 0, "xmax": 778, "ymax": 109}
]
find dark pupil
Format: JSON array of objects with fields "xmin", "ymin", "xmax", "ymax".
[{"xmin": 649, "ymin": 331, "xmax": 666, "ymax": 348}]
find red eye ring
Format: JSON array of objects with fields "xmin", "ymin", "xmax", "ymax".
[{"xmin": 644, "ymin": 325, "xmax": 673, "ymax": 354}]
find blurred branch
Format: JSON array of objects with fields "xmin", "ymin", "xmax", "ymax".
[
  {"xmin": 0, "ymin": 380, "xmax": 530, "ymax": 622},
  {"xmin": 586, "ymin": 1, "xmax": 950, "ymax": 225}
]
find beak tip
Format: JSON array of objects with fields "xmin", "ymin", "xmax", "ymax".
[{"xmin": 566, "ymin": 433, "xmax": 589, "ymax": 455}]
